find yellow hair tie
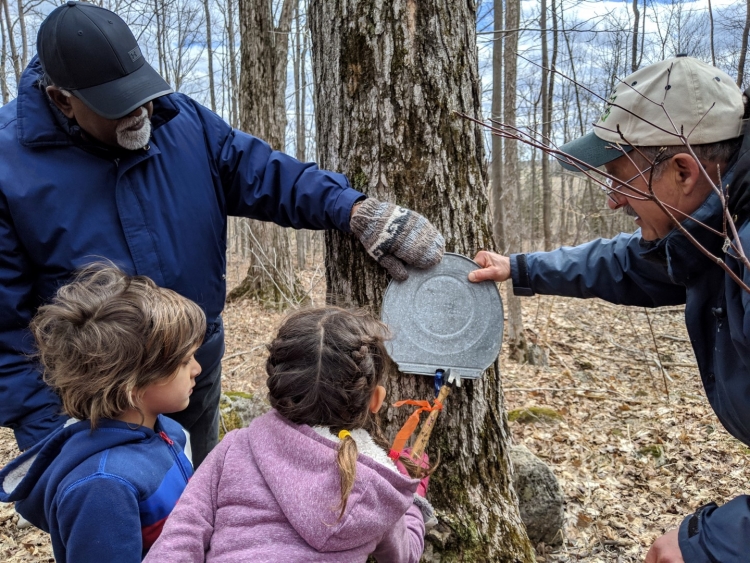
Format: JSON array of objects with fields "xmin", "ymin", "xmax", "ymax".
[{"xmin": 338, "ymin": 430, "xmax": 351, "ymax": 441}]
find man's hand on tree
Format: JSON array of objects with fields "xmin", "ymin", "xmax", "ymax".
[
  {"xmin": 350, "ymin": 198, "xmax": 445, "ymax": 281},
  {"xmin": 644, "ymin": 529, "xmax": 684, "ymax": 563},
  {"xmin": 468, "ymin": 251, "xmax": 511, "ymax": 283}
]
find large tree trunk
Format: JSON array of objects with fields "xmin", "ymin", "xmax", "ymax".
[
  {"xmin": 310, "ymin": 1, "xmax": 535, "ymax": 560},
  {"xmin": 231, "ymin": 0, "xmax": 301, "ymax": 306}
]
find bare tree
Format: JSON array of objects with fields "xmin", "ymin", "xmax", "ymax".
[
  {"xmin": 311, "ymin": 0, "xmax": 534, "ymax": 559},
  {"xmin": 501, "ymin": 0, "xmax": 531, "ymax": 363},
  {"xmin": 293, "ymin": 0, "xmax": 308, "ymax": 271},
  {"xmin": 203, "ymin": 0, "xmax": 216, "ymax": 111},
  {"xmin": 0, "ymin": 1, "xmax": 8, "ymax": 105},
  {"xmin": 1, "ymin": 0, "xmax": 20, "ymax": 85},
  {"xmin": 708, "ymin": 0, "xmax": 716, "ymax": 66},
  {"xmin": 737, "ymin": 0, "xmax": 750, "ymax": 86},
  {"xmin": 228, "ymin": 0, "xmax": 301, "ymax": 305},
  {"xmin": 491, "ymin": 0, "xmax": 504, "ymax": 252},
  {"xmin": 631, "ymin": 0, "xmax": 640, "ymax": 72},
  {"xmin": 540, "ymin": 0, "xmax": 558, "ymax": 250}
]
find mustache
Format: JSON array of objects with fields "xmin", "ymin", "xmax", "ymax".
[
  {"xmin": 621, "ymin": 204, "xmax": 639, "ymax": 217},
  {"xmin": 116, "ymin": 107, "xmax": 148, "ymax": 132}
]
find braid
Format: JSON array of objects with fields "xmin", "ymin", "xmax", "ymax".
[
  {"xmin": 265, "ymin": 307, "xmax": 392, "ymax": 520},
  {"xmin": 335, "ymin": 433, "xmax": 359, "ymax": 519}
]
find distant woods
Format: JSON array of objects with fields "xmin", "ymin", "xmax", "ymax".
[{"xmin": 2, "ymin": 0, "xmax": 750, "ymax": 290}]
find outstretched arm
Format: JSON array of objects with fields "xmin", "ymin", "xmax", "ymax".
[
  {"xmin": 469, "ymin": 234, "xmax": 685, "ymax": 308},
  {"xmin": 193, "ymin": 101, "xmax": 444, "ymax": 281}
]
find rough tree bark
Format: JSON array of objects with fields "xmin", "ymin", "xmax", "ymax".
[
  {"xmin": 229, "ymin": 0, "xmax": 302, "ymax": 306},
  {"xmin": 310, "ymin": 1, "xmax": 535, "ymax": 560}
]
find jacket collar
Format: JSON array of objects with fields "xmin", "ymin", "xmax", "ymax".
[{"xmin": 15, "ymin": 56, "xmax": 180, "ymax": 150}]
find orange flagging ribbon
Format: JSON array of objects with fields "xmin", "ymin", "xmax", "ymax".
[{"xmin": 388, "ymin": 398, "xmax": 443, "ymax": 460}]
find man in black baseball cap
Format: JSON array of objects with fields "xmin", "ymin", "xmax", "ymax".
[
  {"xmin": 0, "ymin": 1, "xmax": 445, "ymax": 483},
  {"xmin": 38, "ymin": 0, "xmax": 172, "ymax": 120}
]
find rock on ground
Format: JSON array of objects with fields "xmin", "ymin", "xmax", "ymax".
[{"xmin": 510, "ymin": 444, "xmax": 565, "ymax": 547}]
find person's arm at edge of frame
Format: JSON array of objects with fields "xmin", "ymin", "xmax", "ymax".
[
  {"xmin": 0, "ymin": 192, "xmax": 67, "ymax": 451},
  {"xmin": 646, "ymin": 495, "xmax": 750, "ymax": 563},
  {"xmin": 467, "ymin": 234, "xmax": 685, "ymax": 308},
  {"xmin": 142, "ymin": 430, "xmax": 238, "ymax": 563}
]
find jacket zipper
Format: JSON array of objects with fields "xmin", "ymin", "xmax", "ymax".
[{"xmin": 158, "ymin": 431, "xmax": 190, "ymax": 482}]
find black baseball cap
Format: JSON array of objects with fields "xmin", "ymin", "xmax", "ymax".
[{"xmin": 37, "ymin": 1, "xmax": 173, "ymax": 119}]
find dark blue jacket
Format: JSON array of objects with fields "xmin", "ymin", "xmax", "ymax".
[
  {"xmin": 0, "ymin": 58, "xmax": 363, "ymax": 450},
  {"xmin": 511, "ymin": 152, "xmax": 750, "ymax": 562},
  {"xmin": 0, "ymin": 415, "xmax": 193, "ymax": 563}
]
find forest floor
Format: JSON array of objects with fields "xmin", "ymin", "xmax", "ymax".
[{"xmin": 2, "ymin": 253, "xmax": 749, "ymax": 562}]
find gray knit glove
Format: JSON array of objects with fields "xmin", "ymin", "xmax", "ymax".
[{"xmin": 350, "ymin": 198, "xmax": 445, "ymax": 281}]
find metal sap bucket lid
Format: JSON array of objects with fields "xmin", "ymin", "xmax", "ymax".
[{"xmin": 381, "ymin": 252, "xmax": 504, "ymax": 379}]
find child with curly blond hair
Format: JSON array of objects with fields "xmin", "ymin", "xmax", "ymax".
[{"xmin": 0, "ymin": 265, "xmax": 206, "ymax": 563}]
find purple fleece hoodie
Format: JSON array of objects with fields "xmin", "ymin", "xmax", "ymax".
[{"xmin": 143, "ymin": 410, "xmax": 425, "ymax": 562}]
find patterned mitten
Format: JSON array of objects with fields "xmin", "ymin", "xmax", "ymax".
[{"xmin": 350, "ymin": 198, "xmax": 445, "ymax": 281}]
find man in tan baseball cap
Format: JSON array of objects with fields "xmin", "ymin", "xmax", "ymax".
[{"xmin": 469, "ymin": 55, "xmax": 750, "ymax": 563}]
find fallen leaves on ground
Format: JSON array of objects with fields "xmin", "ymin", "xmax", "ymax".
[{"xmin": 1, "ymin": 258, "xmax": 748, "ymax": 562}]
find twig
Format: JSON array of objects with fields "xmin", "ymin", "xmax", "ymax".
[
  {"xmin": 557, "ymin": 340, "xmax": 697, "ymax": 369},
  {"xmin": 644, "ymin": 308, "xmax": 670, "ymax": 401},
  {"xmin": 223, "ymin": 346, "xmax": 265, "ymax": 361},
  {"xmin": 659, "ymin": 334, "xmax": 690, "ymax": 342}
]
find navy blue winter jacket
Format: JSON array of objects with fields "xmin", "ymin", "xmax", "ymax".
[
  {"xmin": 511, "ymin": 147, "xmax": 750, "ymax": 562},
  {"xmin": 0, "ymin": 58, "xmax": 363, "ymax": 450},
  {"xmin": 0, "ymin": 415, "xmax": 193, "ymax": 563}
]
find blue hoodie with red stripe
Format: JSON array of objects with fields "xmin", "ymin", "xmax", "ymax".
[{"xmin": 0, "ymin": 415, "xmax": 192, "ymax": 563}]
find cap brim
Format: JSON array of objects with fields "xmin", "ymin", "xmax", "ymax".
[
  {"xmin": 556, "ymin": 131, "xmax": 633, "ymax": 172},
  {"xmin": 72, "ymin": 62, "xmax": 173, "ymax": 120}
]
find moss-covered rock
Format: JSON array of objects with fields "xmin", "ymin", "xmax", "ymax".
[
  {"xmin": 218, "ymin": 391, "xmax": 271, "ymax": 440},
  {"xmin": 507, "ymin": 406, "xmax": 563, "ymax": 424}
]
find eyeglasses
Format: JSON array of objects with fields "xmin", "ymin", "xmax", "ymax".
[{"xmin": 601, "ymin": 165, "xmax": 653, "ymax": 203}]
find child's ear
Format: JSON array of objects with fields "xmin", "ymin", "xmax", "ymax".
[{"xmin": 369, "ymin": 385, "xmax": 386, "ymax": 413}]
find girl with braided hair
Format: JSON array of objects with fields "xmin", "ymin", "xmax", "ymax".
[{"xmin": 144, "ymin": 307, "xmax": 433, "ymax": 563}]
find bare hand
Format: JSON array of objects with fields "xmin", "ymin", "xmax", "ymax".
[
  {"xmin": 468, "ymin": 251, "xmax": 510, "ymax": 283},
  {"xmin": 644, "ymin": 529, "xmax": 684, "ymax": 563}
]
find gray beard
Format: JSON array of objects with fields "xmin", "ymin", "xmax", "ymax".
[{"xmin": 116, "ymin": 108, "xmax": 151, "ymax": 150}]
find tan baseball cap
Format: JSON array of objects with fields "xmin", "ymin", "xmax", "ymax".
[{"xmin": 558, "ymin": 55, "xmax": 745, "ymax": 171}]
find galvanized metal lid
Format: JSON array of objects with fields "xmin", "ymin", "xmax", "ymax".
[{"xmin": 381, "ymin": 252, "xmax": 504, "ymax": 379}]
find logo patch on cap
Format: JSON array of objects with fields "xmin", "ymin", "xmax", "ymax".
[
  {"xmin": 600, "ymin": 94, "xmax": 617, "ymax": 122},
  {"xmin": 128, "ymin": 47, "xmax": 142, "ymax": 62}
]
